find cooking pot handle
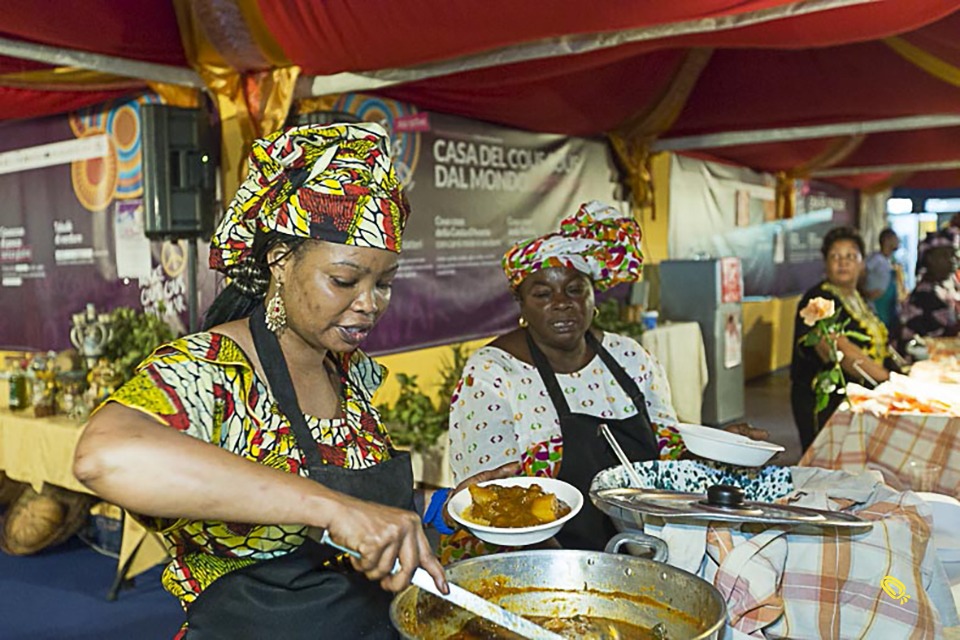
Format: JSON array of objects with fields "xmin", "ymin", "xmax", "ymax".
[{"xmin": 603, "ymin": 529, "xmax": 669, "ymax": 563}]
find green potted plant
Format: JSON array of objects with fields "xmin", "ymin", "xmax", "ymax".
[
  {"xmin": 377, "ymin": 344, "xmax": 471, "ymax": 486},
  {"xmin": 378, "ymin": 373, "xmax": 446, "ymax": 453},
  {"xmin": 593, "ymin": 298, "xmax": 645, "ymax": 340},
  {"xmin": 101, "ymin": 305, "xmax": 176, "ymax": 381}
]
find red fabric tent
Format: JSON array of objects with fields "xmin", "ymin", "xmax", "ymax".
[{"xmin": 0, "ymin": 0, "xmax": 959, "ymax": 189}]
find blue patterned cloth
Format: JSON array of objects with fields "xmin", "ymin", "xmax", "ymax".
[{"xmin": 591, "ymin": 460, "xmax": 794, "ymax": 503}]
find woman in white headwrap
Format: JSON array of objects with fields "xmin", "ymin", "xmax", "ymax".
[{"xmin": 443, "ymin": 202, "xmax": 694, "ymax": 560}]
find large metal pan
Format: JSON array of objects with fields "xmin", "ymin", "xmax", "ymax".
[{"xmin": 390, "ymin": 549, "xmax": 726, "ymax": 639}]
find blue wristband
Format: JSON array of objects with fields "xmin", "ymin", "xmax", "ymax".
[{"xmin": 423, "ymin": 488, "xmax": 455, "ymax": 535}]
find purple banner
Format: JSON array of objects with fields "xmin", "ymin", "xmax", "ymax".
[
  {"xmin": 0, "ymin": 96, "xmax": 217, "ymax": 351},
  {"xmin": 328, "ymin": 95, "xmax": 625, "ymax": 354}
]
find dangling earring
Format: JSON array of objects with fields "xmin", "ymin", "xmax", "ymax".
[
  {"xmin": 265, "ymin": 284, "xmax": 287, "ymax": 334},
  {"xmin": 593, "ymin": 307, "xmax": 600, "ymax": 319},
  {"xmin": 518, "ymin": 316, "xmax": 528, "ymax": 328}
]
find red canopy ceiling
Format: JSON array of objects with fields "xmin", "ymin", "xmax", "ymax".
[
  {"xmin": 0, "ymin": 0, "xmax": 186, "ymax": 66},
  {"xmin": 0, "ymin": 0, "xmax": 958, "ymax": 189},
  {"xmin": 257, "ymin": 0, "xmax": 920, "ymax": 74},
  {"xmin": 672, "ymin": 40, "xmax": 960, "ymax": 135}
]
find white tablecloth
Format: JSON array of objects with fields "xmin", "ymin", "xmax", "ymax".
[{"xmin": 640, "ymin": 321, "xmax": 709, "ymax": 424}]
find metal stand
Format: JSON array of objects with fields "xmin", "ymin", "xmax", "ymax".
[
  {"xmin": 105, "ymin": 511, "xmax": 141, "ymax": 601},
  {"xmin": 187, "ymin": 239, "xmax": 199, "ymax": 333},
  {"xmin": 106, "ymin": 556, "xmax": 137, "ymax": 601}
]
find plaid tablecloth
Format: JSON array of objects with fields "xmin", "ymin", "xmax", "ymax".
[
  {"xmin": 648, "ymin": 467, "xmax": 958, "ymax": 638},
  {"xmin": 800, "ymin": 410, "xmax": 960, "ymax": 497}
]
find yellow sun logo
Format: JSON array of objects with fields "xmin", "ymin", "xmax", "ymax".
[{"xmin": 881, "ymin": 575, "xmax": 911, "ymax": 605}]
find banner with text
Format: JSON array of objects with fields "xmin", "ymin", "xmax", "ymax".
[
  {"xmin": 328, "ymin": 95, "xmax": 626, "ymax": 354},
  {"xmin": 0, "ymin": 95, "xmax": 216, "ymax": 351}
]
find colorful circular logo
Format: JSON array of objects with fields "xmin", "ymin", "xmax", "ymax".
[
  {"xmin": 71, "ymin": 132, "xmax": 118, "ymax": 212},
  {"xmin": 70, "ymin": 94, "xmax": 161, "ymax": 211}
]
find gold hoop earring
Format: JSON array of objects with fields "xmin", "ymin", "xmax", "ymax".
[
  {"xmin": 593, "ymin": 307, "xmax": 600, "ymax": 319},
  {"xmin": 518, "ymin": 316, "xmax": 528, "ymax": 328},
  {"xmin": 265, "ymin": 284, "xmax": 287, "ymax": 334}
]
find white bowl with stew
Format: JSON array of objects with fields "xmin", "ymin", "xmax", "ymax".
[{"xmin": 446, "ymin": 476, "xmax": 583, "ymax": 546}]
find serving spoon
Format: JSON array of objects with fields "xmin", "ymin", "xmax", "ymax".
[
  {"xmin": 598, "ymin": 423, "xmax": 646, "ymax": 488},
  {"xmin": 316, "ymin": 530, "xmax": 565, "ymax": 640}
]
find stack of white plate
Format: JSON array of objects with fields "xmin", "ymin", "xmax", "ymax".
[{"xmin": 917, "ymin": 492, "xmax": 960, "ymax": 584}]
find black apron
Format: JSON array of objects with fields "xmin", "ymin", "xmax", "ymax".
[
  {"xmin": 185, "ymin": 306, "xmax": 413, "ymax": 639},
  {"xmin": 526, "ymin": 331, "xmax": 659, "ymax": 551}
]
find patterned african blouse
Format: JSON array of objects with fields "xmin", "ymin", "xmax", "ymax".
[
  {"xmin": 106, "ymin": 333, "xmax": 391, "ymax": 607},
  {"xmin": 448, "ymin": 331, "xmax": 684, "ymax": 485},
  {"xmin": 440, "ymin": 332, "xmax": 683, "ymax": 564},
  {"xmin": 900, "ymin": 279, "xmax": 960, "ymax": 349}
]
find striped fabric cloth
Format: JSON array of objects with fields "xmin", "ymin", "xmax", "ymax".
[
  {"xmin": 649, "ymin": 467, "xmax": 958, "ymax": 638},
  {"xmin": 800, "ymin": 410, "xmax": 960, "ymax": 496}
]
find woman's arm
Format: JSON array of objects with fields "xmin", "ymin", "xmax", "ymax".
[
  {"xmin": 75, "ymin": 403, "xmax": 349, "ymax": 525},
  {"xmin": 812, "ymin": 335, "xmax": 890, "ymax": 384},
  {"xmin": 74, "ymin": 403, "xmax": 446, "ymax": 593},
  {"xmin": 836, "ymin": 335, "xmax": 890, "ymax": 384}
]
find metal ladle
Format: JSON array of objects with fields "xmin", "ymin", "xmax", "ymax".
[{"xmin": 597, "ymin": 424, "xmax": 670, "ymax": 639}]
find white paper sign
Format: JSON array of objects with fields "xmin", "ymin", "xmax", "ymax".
[
  {"xmin": 114, "ymin": 200, "xmax": 151, "ymax": 279},
  {"xmin": 724, "ymin": 312, "xmax": 742, "ymax": 369}
]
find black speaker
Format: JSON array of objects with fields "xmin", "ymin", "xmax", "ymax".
[
  {"xmin": 285, "ymin": 110, "xmax": 360, "ymax": 128},
  {"xmin": 141, "ymin": 104, "xmax": 217, "ymax": 239}
]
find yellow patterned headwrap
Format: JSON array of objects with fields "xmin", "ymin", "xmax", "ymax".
[
  {"xmin": 502, "ymin": 201, "xmax": 643, "ymax": 291},
  {"xmin": 209, "ymin": 122, "xmax": 409, "ymax": 273}
]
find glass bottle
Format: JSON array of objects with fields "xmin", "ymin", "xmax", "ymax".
[{"xmin": 8, "ymin": 359, "xmax": 28, "ymax": 410}]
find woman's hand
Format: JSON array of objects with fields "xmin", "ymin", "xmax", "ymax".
[
  {"xmin": 323, "ymin": 497, "xmax": 447, "ymax": 594},
  {"xmin": 441, "ymin": 461, "xmax": 523, "ymax": 528},
  {"xmin": 813, "ymin": 334, "xmax": 837, "ymax": 363},
  {"xmin": 451, "ymin": 461, "xmax": 523, "ymax": 496},
  {"xmin": 723, "ymin": 422, "xmax": 769, "ymax": 441}
]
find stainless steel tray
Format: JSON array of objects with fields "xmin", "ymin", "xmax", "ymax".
[{"xmin": 592, "ymin": 486, "xmax": 874, "ymax": 531}]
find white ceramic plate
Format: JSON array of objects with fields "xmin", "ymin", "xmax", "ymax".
[
  {"xmin": 675, "ymin": 423, "xmax": 785, "ymax": 467},
  {"xmin": 446, "ymin": 476, "xmax": 583, "ymax": 546}
]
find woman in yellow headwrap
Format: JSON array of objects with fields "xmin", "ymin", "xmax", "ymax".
[{"xmin": 72, "ymin": 123, "xmax": 513, "ymax": 639}]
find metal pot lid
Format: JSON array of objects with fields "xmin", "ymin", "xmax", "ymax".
[{"xmin": 591, "ymin": 484, "xmax": 873, "ymax": 531}]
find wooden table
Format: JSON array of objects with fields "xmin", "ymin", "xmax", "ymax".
[
  {"xmin": 799, "ymin": 409, "xmax": 960, "ymax": 497},
  {"xmin": 0, "ymin": 408, "xmax": 168, "ymax": 599}
]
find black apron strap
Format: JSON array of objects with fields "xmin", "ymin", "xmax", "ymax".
[
  {"xmin": 184, "ymin": 307, "xmax": 414, "ymax": 638},
  {"xmin": 527, "ymin": 330, "xmax": 653, "ymax": 422},
  {"xmin": 585, "ymin": 331, "xmax": 656, "ymax": 427},
  {"xmin": 250, "ymin": 304, "xmax": 327, "ymax": 475},
  {"xmin": 524, "ymin": 330, "xmax": 572, "ymax": 417}
]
